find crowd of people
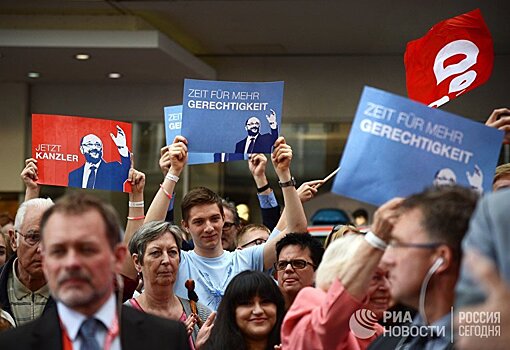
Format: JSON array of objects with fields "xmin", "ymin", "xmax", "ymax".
[{"xmin": 0, "ymin": 109, "xmax": 509, "ymax": 350}]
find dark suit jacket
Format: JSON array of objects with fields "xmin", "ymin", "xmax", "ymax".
[
  {"xmin": 68, "ymin": 155, "xmax": 130, "ymax": 191},
  {"xmin": 234, "ymin": 127, "xmax": 278, "ymax": 154},
  {"xmin": 0, "ymin": 304, "xmax": 190, "ymax": 350}
]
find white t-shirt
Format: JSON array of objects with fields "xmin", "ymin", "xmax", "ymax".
[{"xmin": 174, "ymin": 245, "xmax": 264, "ymax": 311}]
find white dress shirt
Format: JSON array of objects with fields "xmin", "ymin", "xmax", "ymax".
[
  {"xmin": 57, "ymin": 293, "xmax": 121, "ymax": 350},
  {"xmin": 244, "ymin": 134, "xmax": 259, "ymax": 154},
  {"xmin": 82, "ymin": 160, "xmax": 102, "ymax": 188}
]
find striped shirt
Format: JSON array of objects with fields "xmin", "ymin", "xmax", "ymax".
[{"xmin": 7, "ymin": 259, "xmax": 49, "ymax": 326}]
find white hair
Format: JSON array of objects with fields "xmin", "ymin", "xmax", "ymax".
[
  {"xmin": 315, "ymin": 234, "xmax": 365, "ymax": 291},
  {"xmin": 14, "ymin": 198, "xmax": 54, "ymax": 245}
]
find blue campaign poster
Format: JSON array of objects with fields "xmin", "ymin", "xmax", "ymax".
[
  {"xmin": 165, "ymin": 105, "xmax": 214, "ymax": 165},
  {"xmin": 181, "ymin": 79, "xmax": 284, "ymax": 154},
  {"xmin": 332, "ymin": 86, "xmax": 503, "ymax": 206},
  {"xmin": 164, "ymin": 105, "xmax": 244, "ymax": 164}
]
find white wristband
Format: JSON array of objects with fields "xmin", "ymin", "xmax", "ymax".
[
  {"xmin": 128, "ymin": 201, "xmax": 144, "ymax": 208},
  {"xmin": 364, "ymin": 231, "xmax": 388, "ymax": 251},
  {"xmin": 165, "ymin": 174, "xmax": 179, "ymax": 183}
]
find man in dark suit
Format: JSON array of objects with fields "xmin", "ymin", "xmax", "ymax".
[
  {"xmin": 68, "ymin": 125, "xmax": 131, "ymax": 191},
  {"xmin": 0, "ymin": 193, "xmax": 189, "ymax": 349},
  {"xmin": 234, "ymin": 109, "xmax": 278, "ymax": 154}
]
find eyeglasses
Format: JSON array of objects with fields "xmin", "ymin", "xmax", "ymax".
[
  {"xmin": 15, "ymin": 229, "xmax": 41, "ymax": 246},
  {"xmin": 274, "ymin": 259, "xmax": 316, "ymax": 271},
  {"xmin": 388, "ymin": 240, "xmax": 444, "ymax": 249},
  {"xmin": 223, "ymin": 222, "xmax": 236, "ymax": 230},
  {"xmin": 239, "ymin": 238, "xmax": 267, "ymax": 249},
  {"xmin": 81, "ymin": 142, "xmax": 102, "ymax": 149}
]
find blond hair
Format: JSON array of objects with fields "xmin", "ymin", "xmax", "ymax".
[{"xmin": 315, "ymin": 234, "xmax": 365, "ymax": 291}]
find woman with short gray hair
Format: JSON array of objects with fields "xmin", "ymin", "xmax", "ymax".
[{"xmin": 125, "ymin": 221, "xmax": 211, "ymax": 349}]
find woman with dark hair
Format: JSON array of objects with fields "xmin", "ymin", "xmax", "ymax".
[{"xmin": 203, "ymin": 270, "xmax": 285, "ymax": 350}]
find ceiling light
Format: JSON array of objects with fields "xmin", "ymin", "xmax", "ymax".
[
  {"xmin": 28, "ymin": 72, "xmax": 40, "ymax": 79},
  {"xmin": 108, "ymin": 72, "xmax": 122, "ymax": 79},
  {"xmin": 74, "ymin": 53, "xmax": 90, "ymax": 60}
]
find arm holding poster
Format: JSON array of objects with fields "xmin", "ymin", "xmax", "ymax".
[
  {"xmin": 262, "ymin": 137, "xmax": 308, "ymax": 270},
  {"xmin": 121, "ymin": 166, "xmax": 146, "ymax": 281},
  {"xmin": 248, "ymin": 153, "xmax": 281, "ymax": 230},
  {"xmin": 274, "ymin": 179, "xmax": 323, "ymax": 232},
  {"xmin": 145, "ymin": 136, "xmax": 187, "ymax": 223},
  {"xmin": 21, "ymin": 158, "xmax": 40, "ymax": 201}
]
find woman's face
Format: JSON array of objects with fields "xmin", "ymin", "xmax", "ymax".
[
  {"xmin": 137, "ymin": 232, "xmax": 180, "ymax": 287},
  {"xmin": 235, "ymin": 295, "xmax": 277, "ymax": 342},
  {"xmin": 366, "ymin": 265, "xmax": 391, "ymax": 319}
]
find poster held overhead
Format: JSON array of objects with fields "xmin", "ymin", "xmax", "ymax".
[
  {"xmin": 332, "ymin": 86, "xmax": 503, "ymax": 206},
  {"xmin": 181, "ymin": 79, "xmax": 284, "ymax": 154},
  {"xmin": 165, "ymin": 105, "xmax": 244, "ymax": 164},
  {"xmin": 32, "ymin": 114, "xmax": 132, "ymax": 192}
]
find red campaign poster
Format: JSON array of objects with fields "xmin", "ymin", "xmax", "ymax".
[
  {"xmin": 32, "ymin": 114, "xmax": 132, "ymax": 192},
  {"xmin": 405, "ymin": 9, "xmax": 494, "ymax": 108}
]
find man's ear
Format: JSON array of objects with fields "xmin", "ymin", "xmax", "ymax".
[
  {"xmin": 434, "ymin": 245, "xmax": 453, "ymax": 274},
  {"xmin": 79, "ymin": 146, "xmax": 85, "ymax": 155},
  {"xmin": 8, "ymin": 228, "xmax": 17, "ymax": 252},
  {"xmin": 113, "ymin": 244, "xmax": 128, "ymax": 273}
]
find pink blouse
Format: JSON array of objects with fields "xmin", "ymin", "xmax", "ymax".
[{"xmin": 281, "ymin": 278, "xmax": 384, "ymax": 350}]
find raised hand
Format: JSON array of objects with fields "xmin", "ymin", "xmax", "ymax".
[
  {"xmin": 168, "ymin": 135, "xmax": 188, "ymax": 176},
  {"xmin": 297, "ymin": 180, "xmax": 324, "ymax": 203},
  {"xmin": 128, "ymin": 167, "xmax": 146, "ymax": 195},
  {"xmin": 371, "ymin": 197, "xmax": 404, "ymax": 243},
  {"xmin": 248, "ymin": 154, "xmax": 268, "ymax": 177},
  {"xmin": 159, "ymin": 146, "xmax": 171, "ymax": 176},
  {"xmin": 271, "ymin": 137, "xmax": 292, "ymax": 178},
  {"xmin": 21, "ymin": 158, "xmax": 39, "ymax": 190},
  {"xmin": 485, "ymin": 108, "xmax": 510, "ymax": 144}
]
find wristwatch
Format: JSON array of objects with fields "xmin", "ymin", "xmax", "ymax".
[{"xmin": 278, "ymin": 177, "xmax": 296, "ymax": 188}]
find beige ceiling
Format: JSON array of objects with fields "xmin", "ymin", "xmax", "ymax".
[{"xmin": 0, "ymin": 0, "xmax": 508, "ymax": 83}]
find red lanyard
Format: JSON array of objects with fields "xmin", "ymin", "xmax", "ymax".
[{"xmin": 60, "ymin": 314, "xmax": 120, "ymax": 350}]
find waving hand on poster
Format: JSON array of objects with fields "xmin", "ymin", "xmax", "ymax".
[{"xmin": 110, "ymin": 125, "xmax": 129, "ymax": 157}]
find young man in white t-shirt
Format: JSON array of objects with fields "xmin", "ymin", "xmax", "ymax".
[{"xmin": 143, "ymin": 135, "xmax": 307, "ymax": 310}]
